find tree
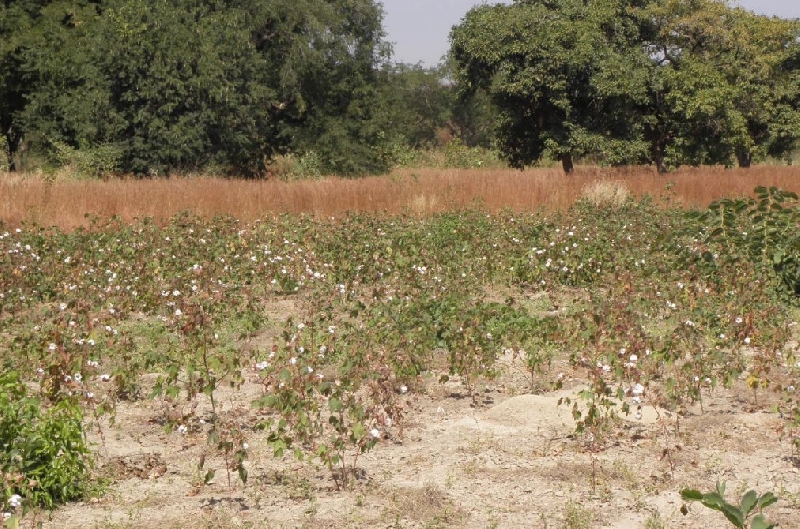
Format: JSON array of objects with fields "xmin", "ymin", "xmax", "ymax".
[
  {"xmin": 643, "ymin": 0, "xmax": 800, "ymax": 170},
  {"xmin": 450, "ymin": 0, "xmax": 799, "ymax": 173},
  {"xmin": 450, "ymin": 0, "xmax": 652, "ymax": 173},
  {"xmin": 3, "ymin": 0, "xmax": 393, "ymax": 177},
  {"xmin": 450, "ymin": 85, "xmax": 496, "ymax": 149},
  {"xmin": 369, "ymin": 60, "xmax": 498, "ymax": 155},
  {"xmin": 269, "ymin": 0, "xmax": 394, "ymax": 176},
  {"xmin": 0, "ymin": 0, "xmax": 56, "ymax": 170},
  {"xmin": 374, "ymin": 63, "xmax": 454, "ymax": 149},
  {"xmin": 18, "ymin": 0, "xmax": 122, "ymax": 168}
]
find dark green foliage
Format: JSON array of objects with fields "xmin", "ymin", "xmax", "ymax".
[
  {"xmin": 645, "ymin": 0, "xmax": 800, "ymax": 170},
  {"xmin": 0, "ymin": 371, "xmax": 92, "ymax": 511},
  {"xmin": 689, "ymin": 186, "xmax": 800, "ymax": 299},
  {"xmin": 450, "ymin": 0, "xmax": 654, "ymax": 173},
  {"xmin": 450, "ymin": 0, "xmax": 800, "ymax": 173},
  {"xmin": 1, "ymin": 0, "xmax": 393, "ymax": 176},
  {"xmin": 374, "ymin": 63, "xmax": 454, "ymax": 149}
]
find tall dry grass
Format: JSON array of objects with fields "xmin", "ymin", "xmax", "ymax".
[{"xmin": 1, "ymin": 165, "xmax": 798, "ymax": 231}]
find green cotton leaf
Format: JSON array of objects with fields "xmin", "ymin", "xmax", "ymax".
[
  {"xmin": 238, "ymin": 465, "xmax": 248, "ymax": 484},
  {"xmin": 207, "ymin": 429, "xmax": 219, "ymax": 445},
  {"xmin": 352, "ymin": 422, "xmax": 366, "ymax": 440},
  {"xmin": 150, "ymin": 380, "xmax": 164, "ymax": 398},
  {"xmin": 203, "ymin": 469, "xmax": 215, "ymax": 485},
  {"xmin": 720, "ymin": 503, "xmax": 745, "ymax": 528},
  {"xmin": 757, "ymin": 492, "xmax": 778, "ymax": 510},
  {"xmin": 328, "ymin": 396, "xmax": 344, "ymax": 413},
  {"xmin": 700, "ymin": 491, "xmax": 726, "ymax": 511},
  {"xmin": 681, "ymin": 489, "xmax": 704, "ymax": 501},
  {"xmin": 749, "ymin": 514, "xmax": 774, "ymax": 529},
  {"xmin": 717, "ymin": 481, "xmax": 727, "ymax": 496},
  {"xmin": 740, "ymin": 490, "xmax": 758, "ymax": 516}
]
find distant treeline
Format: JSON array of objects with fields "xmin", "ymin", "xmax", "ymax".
[
  {"xmin": 1, "ymin": 0, "xmax": 798, "ymax": 177},
  {"xmin": 1, "ymin": 0, "xmax": 494, "ymax": 177},
  {"xmin": 451, "ymin": 0, "xmax": 800, "ymax": 173}
]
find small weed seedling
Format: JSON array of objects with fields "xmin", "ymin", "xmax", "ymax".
[{"xmin": 680, "ymin": 481, "xmax": 777, "ymax": 529}]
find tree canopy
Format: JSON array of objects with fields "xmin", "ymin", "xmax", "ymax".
[
  {"xmin": 1, "ymin": 0, "xmax": 796, "ymax": 177},
  {"xmin": 1, "ymin": 0, "xmax": 396, "ymax": 176},
  {"xmin": 450, "ymin": 0, "xmax": 800, "ymax": 173}
]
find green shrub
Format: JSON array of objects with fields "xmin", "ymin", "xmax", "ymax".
[
  {"xmin": 0, "ymin": 372, "xmax": 92, "ymax": 514},
  {"xmin": 0, "ymin": 136, "xmax": 9, "ymax": 172},
  {"xmin": 443, "ymin": 138, "xmax": 499, "ymax": 168},
  {"xmin": 49, "ymin": 141, "xmax": 122, "ymax": 178},
  {"xmin": 689, "ymin": 186, "xmax": 800, "ymax": 299}
]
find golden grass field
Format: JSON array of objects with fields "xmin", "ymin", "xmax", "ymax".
[{"xmin": 2, "ymin": 165, "xmax": 799, "ymax": 231}]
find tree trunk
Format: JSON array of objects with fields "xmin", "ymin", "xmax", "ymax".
[
  {"xmin": 10, "ymin": 138, "xmax": 27, "ymax": 172},
  {"xmin": 561, "ymin": 153, "xmax": 574, "ymax": 174},
  {"xmin": 652, "ymin": 138, "xmax": 668, "ymax": 174},
  {"xmin": 5, "ymin": 128, "xmax": 24, "ymax": 172},
  {"xmin": 736, "ymin": 149, "xmax": 752, "ymax": 168}
]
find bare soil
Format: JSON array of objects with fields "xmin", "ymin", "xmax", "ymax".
[{"xmin": 43, "ymin": 340, "xmax": 800, "ymax": 529}]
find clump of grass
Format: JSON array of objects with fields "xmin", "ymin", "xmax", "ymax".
[
  {"xmin": 581, "ymin": 179, "xmax": 630, "ymax": 207},
  {"xmin": 385, "ymin": 484, "xmax": 465, "ymax": 526},
  {"xmin": 563, "ymin": 500, "xmax": 594, "ymax": 529}
]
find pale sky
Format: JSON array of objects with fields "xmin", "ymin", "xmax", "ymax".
[{"xmin": 380, "ymin": 0, "xmax": 800, "ymax": 66}]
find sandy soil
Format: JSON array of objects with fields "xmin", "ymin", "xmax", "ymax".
[{"xmin": 40, "ymin": 338, "xmax": 800, "ymax": 529}]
